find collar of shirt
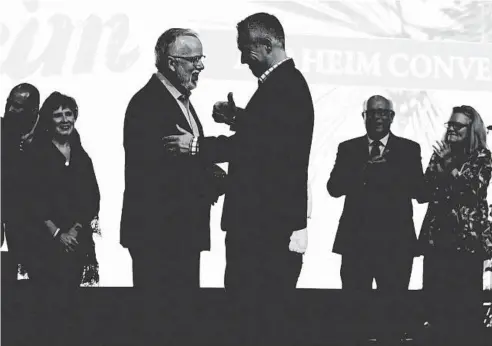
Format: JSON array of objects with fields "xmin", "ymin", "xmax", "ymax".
[
  {"xmin": 156, "ymin": 71, "xmax": 190, "ymax": 101},
  {"xmin": 367, "ymin": 132, "xmax": 389, "ymax": 148},
  {"xmin": 258, "ymin": 57, "xmax": 292, "ymax": 85}
]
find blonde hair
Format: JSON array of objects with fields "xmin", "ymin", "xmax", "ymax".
[{"xmin": 447, "ymin": 105, "xmax": 488, "ymax": 154}]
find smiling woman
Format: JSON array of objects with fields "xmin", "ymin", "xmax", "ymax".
[
  {"xmin": 419, "ymin": 105, "xmax": 492, "ymax": 343},
  {"xmin": 20, "ymin": 91, "xmax": 101, "ymax": 288}
]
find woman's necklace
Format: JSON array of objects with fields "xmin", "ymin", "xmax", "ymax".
[{"xmin": 53, "ymin": 140, "xmax": 71, "ymax": 166}]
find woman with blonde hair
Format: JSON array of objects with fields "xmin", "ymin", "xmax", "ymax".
[{"xmin": 419, "ymin": 105, "xmax": 492, "ymax": 344}]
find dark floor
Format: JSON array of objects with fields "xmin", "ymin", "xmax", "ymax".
[{"xmin": 2, "ymin": 281, "xmax": 491, "ymax": 346}]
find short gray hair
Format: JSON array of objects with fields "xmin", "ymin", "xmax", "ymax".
[
  {"xmin": 363, "ymin": 95, "xmax": 393, "ymax": 111},
  {"xmin": 155, "ymin": 28, "xmax": 199, "ymax": 72}
]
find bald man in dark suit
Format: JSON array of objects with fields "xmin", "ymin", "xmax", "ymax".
[{"xmin": 328, "ymin": 95, "xmax": 427, "ymax": 344}]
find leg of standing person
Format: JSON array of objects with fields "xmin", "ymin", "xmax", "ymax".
[
  {"xmin": 130, "ymin": 248, "xmax": 201, "ymax": 345},
  {"xmin": 422, "ymin": 250, "xmax": 451, "ymax": 344},
  {"xmin": 256, "ymin": 232, "xmax": 302, "ymax": 346},
  {"xmin": 422, "ymin": 249, "xmax": 483, "ymax": 345},
  {"xmin": 373, "ymin": 250, "xmax": 414, "ymax": 345},
  {"xmin": 224, "ymin": 230, "xmax": 260, "ymax": 346},
  {"xmin": 451, "ymin": 252, "xmax": 484, "ymax": 345},
  {"xmin": 340, "ymin": 251, "xmax": 377, "ymax": 343},
  {"xmin": 164, "ymin": 252, "xmax": 201, "ymax": 346}
]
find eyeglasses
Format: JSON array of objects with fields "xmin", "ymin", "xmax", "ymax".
[
  {"xmin": 169, "ymin": 55, "xmax": 206, "ymax": 66},
  {"xmin": 362, "ymin": 109, "xmax": 395, "ymax": 119},
  {"xmin": 445, "ymin": 121, "xmax": 469, "ymax": 131}
]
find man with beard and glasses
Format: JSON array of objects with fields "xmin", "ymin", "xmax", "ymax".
[
  {"xmin": 120, "ymin": 28, "xmax": 226, "ymax": 345},
  {"xmin": 163, "ymin": 13, "xmax": 314, "ymax": 346},
  {"xmin": 1, "ymin": 83, "xmax": 40, "ymax": 286},
  {"xmin": 327, "ymin": 95, "xmax": 427, "ymax": 345}
]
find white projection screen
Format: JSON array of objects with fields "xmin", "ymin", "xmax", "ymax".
[{"xmin": 1, "ymin": 0, "xmax": 491, "ymax": 289}]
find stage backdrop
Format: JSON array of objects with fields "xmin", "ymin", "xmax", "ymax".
[{"xmin": 1, "ymin": 0, "xmax": 491, "ymax": 288}]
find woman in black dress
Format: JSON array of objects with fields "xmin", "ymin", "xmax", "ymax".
[{"xmin": 25, "ymin": 91, "xmax": 100, "ymax": 288}]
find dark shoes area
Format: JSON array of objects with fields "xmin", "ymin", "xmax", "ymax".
[
  {"xmin": 352, "ymin": 325, "xmax": 489, "ymax": 346},
  {"xmin": 2, "ymin": 285, "xmax": 491, "ymax": 346}
]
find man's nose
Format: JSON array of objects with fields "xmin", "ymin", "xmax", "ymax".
[
  {"xmin": 240, "ymin": 53, "xmax": 247, "ymax": 64},
  {"xmin": 196, "ymin": 60, "xmax": 204, "ymax": 70}
]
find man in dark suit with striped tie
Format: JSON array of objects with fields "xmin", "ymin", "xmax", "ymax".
[{"xmin": 328, "ymin": 95, "xmax": 427, "ymax": 344}]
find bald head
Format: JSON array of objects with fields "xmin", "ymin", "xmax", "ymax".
[
  {"xmin": 4, "ymin": 83, "xmax": 40, "ymax": 134},
  {"xmin": 363, "ymin": 95, "xmax": 395, "ymax": 140},
  {"xmin": 6, "ymin": 83, "xmax": 40, "ymax": 114},
  {"xmin": 364, "ymin": 95, "xmax": 393, "ymax": 112}
]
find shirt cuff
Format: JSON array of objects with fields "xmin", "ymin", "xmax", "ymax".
[
  {"xmin": 190, "ymin": 136, "xmax": 200, "ymax": 155},
  {"xmin": 53, "ymin": 228, "xmax": 61, "ymax": 238}
]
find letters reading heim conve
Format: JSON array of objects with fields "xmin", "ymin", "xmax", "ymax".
[{"xmin": 1, "ymin": 11, "xmax": 492, "ymax": 346}]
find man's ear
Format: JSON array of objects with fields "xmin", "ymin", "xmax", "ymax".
[
  {"xmin": 167, "ymin": 56, "xmax": 176, "ymax": 72},
  {"xmin": 262, "ymin": 37, "xmax": 273, "ymax": 54}
]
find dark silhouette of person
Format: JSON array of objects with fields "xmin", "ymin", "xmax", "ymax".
[
  {"xmin": 163, "ymin": 13, "xmax": 314, "ymax": 346},
  {"xmin": 1, "ymin": 83, "xmax": 40, "ymax": 285},
  {"xmin": 120, "ymin": 28, "xmax": 226, "ymax": 344}
]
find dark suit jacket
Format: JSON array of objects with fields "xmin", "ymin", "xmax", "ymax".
[
  {"xmin": 1, "ymin": 117, "xmax": 33, "ymax": 255},
  {"xmin": 199, "ymin": 59, "xmax": 314, "ymax": 235},
  {"xmin": 327, "ymin": 133, "xmax": 426, "ymax": 256},
  {"xmin": 120, "ymin": 74, "xmax": 221, "ymax": 253},
  {"xmin": 26, "ymin": 130, "xmax": 100, "ymax": 259}
]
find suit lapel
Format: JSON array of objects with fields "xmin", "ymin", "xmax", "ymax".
[
  {"xmin": 149, "ymin": 75, "xmax": 194, "ymax": 134},
  {"xmin": 176, "ymin": 108, "xmax": 194, "ymax": 134},
  {"xmin": 356, "ymin": 135, "xmax": 370, "ymax": 162},
  {"xmin": 382, "ymin": 132, "xmax": 397, "ymax": 159},
  {"xmin": 244, "ymin": 86, "xmax": 262, "ymax": 112},
  {"xmin": 189, "ymin": 103, "xmax": 204, "ymax": 136}
]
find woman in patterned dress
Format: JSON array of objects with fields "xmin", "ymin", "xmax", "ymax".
[{"xmin": 419, "ymin": 105, "xmax": 492, "ymax": 343}]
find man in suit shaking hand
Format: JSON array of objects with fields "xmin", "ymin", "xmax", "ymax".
[
  {"xmin": 121, "ymin": 29, "xmax": 226, "ymax": 289},
  {"xmin": 163, "ymin": 13, "xmax": 314, "ymax": 345},
  {"xmin": 120, "ymin": 28, "xmax": 227, "ymax": 344},
  {"xmin": 327, "ymin": 95, "xmax": 426, "ymax": 343},
  {"xmin": 164, "ymin": 13, "xmax": 314, "ymax": 292}
]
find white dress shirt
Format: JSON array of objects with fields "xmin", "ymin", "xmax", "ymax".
[
  {"xmin": 156, "ymin": 71, "xmax": 200, "ymax": 137},
  {"xmin": 367, "ymin": 133, "xmax": 389, "ymax": 156}
]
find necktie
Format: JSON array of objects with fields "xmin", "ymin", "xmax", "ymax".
[
  {"xmin": 178, "ymin": 95, "xmax": 199, "ymax": 136},
  {"xmin": 370, "ymin": 140, "xmax": 382, "ymax": 159},
  {"xmin": 178, "ymin": 94, "xmax": 189, "ymax": 104}
]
